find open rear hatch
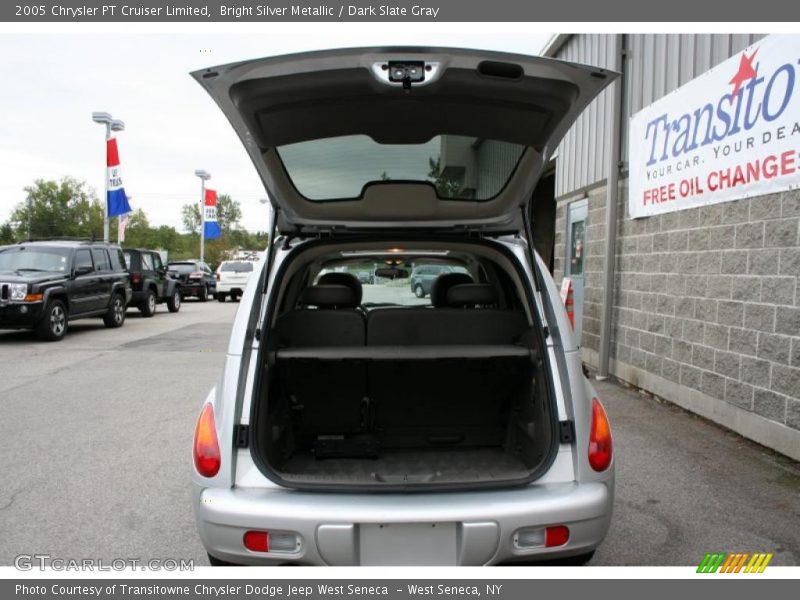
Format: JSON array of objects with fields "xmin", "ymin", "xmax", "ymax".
[
  {"xmin": 192, "ymin": 47, "xmax": 616, "ymax": 235},
  {"xmin": 192, "ymin": 48, "xmax": 615, "ymax": 490}
]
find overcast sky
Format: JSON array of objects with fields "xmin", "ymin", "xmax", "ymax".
[{"xmin": 0, "ymin": 29, "xmax": 551, "ymax": 232}]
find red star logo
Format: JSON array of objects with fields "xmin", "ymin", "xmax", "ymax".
[{"xmin": 729, "ymin": 48, "xmax": 759, "ymax": 99}]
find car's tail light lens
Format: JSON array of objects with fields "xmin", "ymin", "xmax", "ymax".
[
  {"xmin": 131, "ymin": 273, "xmax": 142, "ymax": 284},
  {"xmin": 514, "ymin": 525, "xmax": 570, "ymax": 548},
  {"xmin": 588, "ymin": 397, "xmax": 613, "ymax": 471},
  {"xmin": 544, "ymin": 525, "xmax": 570, "ymax": 547},
  {"xmin": 193, "ymin": 403, "xmax": 221, "ymax": 477},
  {"xmin": 215, "ymin": 273, "xmax": 220, "ymax": 281},
  {"xmin": 242, "ymin": 531, "xmax": 297, "ymax": 553},
  {"xmin": 243, "ymin": 531, "xmax": 269, "ymax": 552}
]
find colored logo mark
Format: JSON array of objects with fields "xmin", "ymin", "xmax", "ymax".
[{"xmin": 697, "ymin": 552, "xmax": 773, "ymax": 573}]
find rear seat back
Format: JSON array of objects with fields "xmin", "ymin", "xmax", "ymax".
[
  {"xmin": 367, "ymin": 284, "xmax": 528, "ymax": 346},
  {"xmin": 430, "ymin": 272, "xmax": 473, "ymax": 307},
  {"xmin": 366, "ymin": 283, "xmax": 530, "ymax": 446},
  {"xmin": 273, "ymin": 283, "xmax": 366, "ymax": 441},
  {"xmin": 317, "ymin": 272, "xmax": 363, "ymax": 307},
  {"xmin": 272, "ymin": 278, "xmax": 530, "ymax": 447},
  {"xmin": 274, "ymin": 284, "xmax": 365, "ymax": 347}
]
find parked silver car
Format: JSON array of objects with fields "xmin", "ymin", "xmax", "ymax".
[{"xmin": 191, "ymin": 47, "xmax": 615, "ymax": 566}]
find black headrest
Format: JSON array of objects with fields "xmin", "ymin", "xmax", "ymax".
[
  {"xmin": 446, "ymin": 284, "xmax": 498, "ymax": 307},
  {"xmin": 318, "ymin": 272, "xmax": 363, "ymax": 304},
  {"xmin": 299, "ymin": 284, "xmax": 358, "ymax": 309},
  {"xmin": 431, "ymin": 272, "xmax": 473, "ymax": 307}
]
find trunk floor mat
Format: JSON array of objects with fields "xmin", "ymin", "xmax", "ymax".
[{"xmin": 277, "ymin": 447, "xmax": 529, "ymax": 484}]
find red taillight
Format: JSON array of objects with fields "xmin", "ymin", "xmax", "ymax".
[
  {"xmin": 588, "ymin": 397, "xmax": 613, "ymax": 471},
  {"xmin": 193, "ymin": 403, "xmax": 221, "ymax": 477},
  {"xmin": 243, "ymin": 531, "xmax": 269, "ymax": 552},
  {"xmin": 544, "ymin": 525, "xmax": 570, "ymax": 547},
  {"xmin": 131, "ymin": 273, "xmax": 142, "ymax": 284},
  {"xmin": 215, "ymin": 273, "xmax": 220, "ymax": 281}
]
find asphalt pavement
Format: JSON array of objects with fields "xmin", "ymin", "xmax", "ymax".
[
  {"xmin": 0, "ymin": 297, "xmax": 797, "ymax": 567},
  {"xmin": 0, "ymin": 299, "xmax": 233, "ymax": 567}
]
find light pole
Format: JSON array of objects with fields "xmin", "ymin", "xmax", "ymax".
[
  {"xmin": 26, "ymin": 193, "xmax": 32, "ymax": 240},
  {"xmin": 92, "ymin": 112, "xmax": 125, "ymax": 242},
  {"xmin": 194, "ymin": 169, "xmax": 211, "ymax": 261}
]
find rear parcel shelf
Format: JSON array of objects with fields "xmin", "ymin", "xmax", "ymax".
[{"xmin": 272, "ymin": 344, "xmax": 536, "ymax": 361}]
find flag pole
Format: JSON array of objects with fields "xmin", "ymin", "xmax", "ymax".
[
  {"xmin": 195, "ymin": 169, "xmax": 211, "ymax": 263},
  {"xmin": 200, "ymin": 178, "xmax": 205, "ymax": 262},
  {"xmin": 92, "ymin": 112, "xmax": 124, "ymax": 243},
  {"xmin": 103, "ymin": 122, "xmax": 110, "ymax": 243}
]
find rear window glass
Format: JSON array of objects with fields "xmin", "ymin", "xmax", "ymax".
[
  {"xmin": 316, "ymin": 261, "xmax": 470, "ymax": 308},
  {"xmin": 220, "ymin": 262, "xmax": 254, "ymax": 273},
  {"xmin": 277, "ymin": 135, "xmax": 525, "ymax": 201},
  {"xmin": 168, "ymin": 263, "xmax": 197, "ymax": 273}
]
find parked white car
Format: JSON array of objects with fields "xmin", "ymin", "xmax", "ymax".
[
  {"xmin": 191, "ymin": 47, "xmax": 615, "ymax": 566},
  {"xmin": 215, "ymin": 260, "xmax": 255, "ymax": 302}
]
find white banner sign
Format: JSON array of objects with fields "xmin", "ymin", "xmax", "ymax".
[{"xmin": 628, "ymin": 34, "xmax": 800, "ymax": 219}]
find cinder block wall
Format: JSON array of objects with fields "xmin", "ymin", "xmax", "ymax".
[{"xmin": 554, "ymin": 185, "xmax": 800, "ymax": 459}]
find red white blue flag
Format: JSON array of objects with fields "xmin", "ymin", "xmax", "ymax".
[
  {"xmin": 203, "ymin": 189, "xmax": 221, "ymax": 240},
  {"xmin": 107, "ymin": 137, "xmax": 132, "ymax": 218}
]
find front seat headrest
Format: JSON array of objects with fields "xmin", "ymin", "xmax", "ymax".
[
  {"xmin": 430, "ymin": 272, "xmax": 473, "ymax": 307},
  {"xmin": 447, "ymin": 284, "xmax": 498, "ymax": 308},
  {"xmin": 318, "ymin": 272, "xmax": 363, "ymax": 305},
  {"xmin": 299, "ymin": 284, "xmax": 358, "ymax": 309}
]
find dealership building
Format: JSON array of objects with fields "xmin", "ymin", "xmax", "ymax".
[{"xmin": 537, "ymin": 34, "xmax": 799, "ymax": 460}]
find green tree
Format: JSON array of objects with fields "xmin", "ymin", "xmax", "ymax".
[
  {"xmin": 2, "ymin": 178, "xmax": 266, "ymax": 266},
  {"xmin": 9, "ymin": 178, "xmax": 104, "ymax": 240},
  {"xmin": 0, "ymin": 223, "xmax": 14, "ymax": 245}
]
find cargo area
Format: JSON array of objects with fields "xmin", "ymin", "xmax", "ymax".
[{"xmin": 250, "ymin": 251, "xmax": 558, "ymax": 490}]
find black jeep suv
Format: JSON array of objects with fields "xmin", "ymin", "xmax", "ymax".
[
  {"xmin": 167, "ymin": 260, "xmax": 216, "ymax": 301},
  {"xmin": 123, "ymin": 248, "xmax": 181, "ymax": 316},
  {"xmin": 0, "ymin": 240, "xmax": 132, "ymax": 341}
]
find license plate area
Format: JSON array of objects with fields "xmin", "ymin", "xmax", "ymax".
[{"xmin": 359, "ymin": 522, "xmax": 456, "ymax": 566}]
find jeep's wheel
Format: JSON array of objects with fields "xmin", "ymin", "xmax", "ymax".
[
  {"xmin": 199, "ymin": 286, "xmax": 209, "ymax": 302},
  {"xmin": 103, "ymin": 294, "xmax": 126, "ymax": 328},
  {"xmin": 167, "ymin": 289, "xmax": 181, "ymax": 313},
  {"xmin": 140, "ymin": 289, "xmax": 157, "ymax": 317},
  {"xmin": 217, "ymin": 293, "xmax": 226, "ymax": 303},
  {"xmin": 36, "ymin": 299, "xmax": 68, "ymax": 341},
  {"xmin": 414, "ymin": 284, "xmax": 425, "ymax": 298}
]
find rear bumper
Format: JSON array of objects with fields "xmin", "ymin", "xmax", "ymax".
[
  {"xmin": 0, "ymin": 303, "xmax": 44, "ymax": 329},
  {"xmin": 178, "ymin": 282, "xmax": 209, "ymax": 296},
  {"xmin": 217, "ymin": 282, "xmax": 247, "ymax": 294},
  {"xmin": 194, "ymin": 481, "xmax": 613, "ymax": 566}
]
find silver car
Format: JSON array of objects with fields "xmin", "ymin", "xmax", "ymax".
[{"xmin": 191, "ymin": 47, "xmax": 615, "ymax": 566}]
